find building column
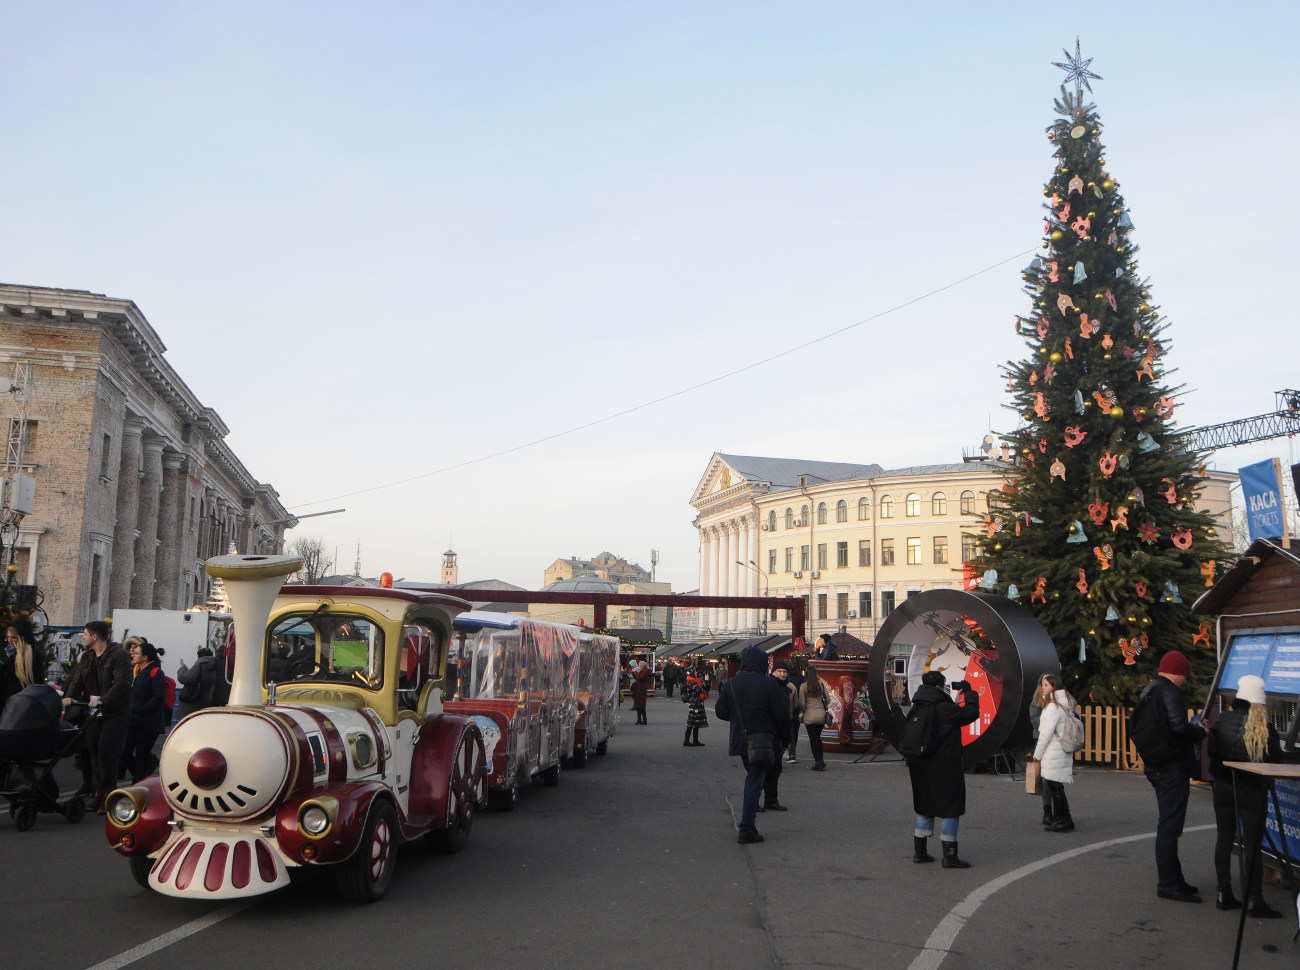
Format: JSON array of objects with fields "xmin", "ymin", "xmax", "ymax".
[
  {"xmin": 108, "ymin": 419, "xmax": 144, "ymax": 612},
  {"xmin": 708, "ymin": 527, "xmax": 722, "ymax": 634},
  {"xmin": 154, "ymin": 454, "xmax": 186, "ymax": 609},
  {"xmin": 131, "ymin": 438, "xmax": 164, "ymax": 608},
  {"xmin": 697, "ymin": 528, "xmax": 710, "ymax": 637},
  {"xmin": 726, "ymin": 524, "xmax": 740, "ymax": 632},
  {"xmin": 748, "ymin": 518, "xmax": 761, "ymax": 629}
]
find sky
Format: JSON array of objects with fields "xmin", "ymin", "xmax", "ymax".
[{"xmin": 3, "ymin": 2, "xmax": 1298, "ymax": 591}]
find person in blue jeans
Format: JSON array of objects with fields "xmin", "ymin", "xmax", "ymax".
[
  {"xmin": 901, "ymin": 670, "xmax": 979, "ymax": 868},
  {"xmin": 1137, "ymin": 650, "xmax": 1207, "ymax": 903},
  {"xmin": 715, "ymin": 646, "xmax": 789, "ymax": 845}
]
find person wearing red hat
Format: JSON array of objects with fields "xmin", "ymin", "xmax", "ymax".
[{"xmin": 1134, "ymin": 650, "xmax": 1207, "ymax": 903}]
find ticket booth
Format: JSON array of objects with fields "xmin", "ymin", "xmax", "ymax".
[{"xmin": 1193, "ymin": 538, "xmax": 1300, "ymax": 871}]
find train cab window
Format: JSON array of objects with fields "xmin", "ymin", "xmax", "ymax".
[
  {"xmin": 397, "ymin": 622, "xmax": 440, "ymax": 710},
  {"xmin": 267, "ymin": 611, "xmax": 386, "ymax": 690}
]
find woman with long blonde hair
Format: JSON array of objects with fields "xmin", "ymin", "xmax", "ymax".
[
  {"xmin": 1031, "ymin": 673, "xmax": 1077, "ymax": 833},
  {"xmin": 1, "ymin": 617, "xmax": 47, "ymax": 715},
  {"xmin": 1208, "ymin": 675, "xmax": 1283, "ymax": 917}
]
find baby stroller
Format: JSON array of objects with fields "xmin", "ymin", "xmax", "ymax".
[{"xmin": 0, "ymin": 684, "xmax": 88, "ymax": 830}]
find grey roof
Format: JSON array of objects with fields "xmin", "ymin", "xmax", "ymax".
[
  {"xmin": 717, "ymin": 454, "xmax": 885, "ymax": 493},
  {"xmin": 878, "ymin": 462, "xmax": 1002, "ymax": 478},
  {"xmin": 540, "ymin": 576, "xmax": 620, "ymax": 593}
]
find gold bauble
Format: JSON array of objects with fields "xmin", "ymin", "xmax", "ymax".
[
  {"xmin": 1051, "ymin": 230, "xmax": 1064, "ymax": 241},
  {"xmin": 5, "ymin": 564, "xmax": 16, "ymax": 574},
  {"xmin": 1050, "ymin": 352, "xmax": 1063, "ymax": 362},
  {"xmin": 1102, "ymin": 179, "xmax": 1114, "ymax": 189},
  {"xmin": 993, "ymin": 543, "xmax": 1003, "ymax": 551},
  {"xmin": 1109, "ymin": 406, "xmax": 1124, "ymax": 417}
]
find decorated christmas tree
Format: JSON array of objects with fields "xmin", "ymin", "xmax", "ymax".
[{"xmin": 971, "ymin": 42, "xmax": 1227, "ymax": 705}]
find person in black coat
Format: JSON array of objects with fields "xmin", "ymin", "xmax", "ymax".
[
  {"xmin": 62, "ymin": 621, "xmax": 132, "ymax": 808},
  {"xmin": 903, "ymin": 670, "xmax": 979, "ymax": 868},
  {"xmin": 1207, "ymin": 674, "xmax": 1284, "ymax": 918},
  {"xmin": 124, "ymin": 637, "xmax": 168, "ymax": 783},
  {"xmin": 715, "ymin": 645, "xmax": 790, "ymax": 845},
  {"xmin": 1138, "ymin": 650, "xmax": 1207, "ymax": 903}
]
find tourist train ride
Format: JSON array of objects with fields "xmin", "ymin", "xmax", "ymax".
[
  {"xmin": 444, "ymin": 614, "xmax": 619, "ymax": 808},
  {"xmin": 103, "ymin": 554, "xmax": 489, "ymax": 902}
]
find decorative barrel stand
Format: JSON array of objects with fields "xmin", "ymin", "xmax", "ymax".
[{"xmin": 812, "ymin": 659, "xmax": 874, "ymax": 754}]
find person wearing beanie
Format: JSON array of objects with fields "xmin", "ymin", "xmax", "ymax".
[
  {"xmin": 899, "ymin": 670, "xmax": 980, "ymax": 868},
  {"xmin": 1135, "ymin": 649, "xmax": 1208, "ymax": 903},
  {"xmin": 1207, "ymin": 674, "xmax": 1284, "ymax": 917}
]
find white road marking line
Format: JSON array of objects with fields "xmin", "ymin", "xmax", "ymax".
[
  {"xmin": 83, "ymin": 900, "xmax": 256, "ymax": 970},
  {"xmin": 907, "ymin": 823, "xmax": 1216, "ymax": 970}
]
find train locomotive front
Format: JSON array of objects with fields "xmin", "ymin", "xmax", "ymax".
[{"xmin": 104, "ymin": 554, "xmax": 488, "ymax": 902}]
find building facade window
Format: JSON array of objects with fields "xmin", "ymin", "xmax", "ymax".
[
  {"xmin": 906, "ymin": 537, "xmax": 922, "ymax": 564},
  {"xmin": 933, "ymin": 536, "xmax": 949, "ymax": 564},
  {"xmin": 785, "ymin": 507, "xmax": 794, "ymax": 529},
  {"xmin": 100, "ymin": 433, "xmax": 112, "ymax": 478},
  {"xmin": 817, "ymin": 502, "xmax": 828, "ymax": 525},
  {"xmin": 801, "ymin": 504, "xmax": 809, "ymax": 526},
  {"xmin": 987, "ymin": 489, "xmax": 1002, "ymax": 511},
  {"xmin": 905, "ymin": 493, "xmax": 921, "ymax": 516},
  {"xmin": 932, "ymin": 492, "xmax": 947, "ymax": 515},
  {"xmin": 881, "ymin": 590, "xmax": 897, "ymax": 614},
  {"xmin": 801, "ymin": 545, "xmax": 809, "ymax": 570},
  {"xmin": 858, "ymin": 540, "xmax": 871, "ymax": 567},
  {"xmin": 817, "ymin": 593, "xmax": 827, "ymax": 620},
  {"xmin": 961, "ymin": 535, "xmax": 978, "ymax": 561},
  {"xmin": 858, "ymin": 591, "xmax": 872, "ymax": 618},
  {"xmin": 836, "ymin": 592, "xmax": 849, "ymax": 618},
  {"xmin": 785, "ymin": 547, "xmax": 794, "ymax": 572},
  {"xmin": 767, "ymin": 510, "xmax": 776, "ymax": 531},
  {"xmin": 817, "ymin": 543, "xmax": 827, "ymax": 570},
  {"xmin": 879, "ymin": 496, "xmax": 894, "ymax": 518},
  {"xmin": 768, "ymin": 549, "xmax": 777, "ymax": 573},
  {"xmin": 881, "ymin": 539, "xmax": 895, "ymax": 565},
  {"xmin": 858, "ymin": 496, "xmax": 870, "ymax": 520},
  {"xmin": 836, "ymin": 541, "xmax": 848, "ymax": 567},
  {"xmin": 960, "ymin": 490, "xmax": 977, "ymax": 514},
  {"xmin": 836, "ymin": 500, "xmax": 848, "ymax": 523}
]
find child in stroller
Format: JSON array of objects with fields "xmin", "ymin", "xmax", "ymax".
[{"xmin": 0, "ymin": 684, "xmax": 88, "ymax": 830}]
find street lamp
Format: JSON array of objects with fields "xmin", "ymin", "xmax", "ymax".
[{"xmin": 736, "ymin": 559, "xmax": 769, "ymax": 634}]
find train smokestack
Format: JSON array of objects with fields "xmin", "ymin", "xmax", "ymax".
[{"xmin": 205, "ymin": 554, "xmax": 302, "ymax": 707}]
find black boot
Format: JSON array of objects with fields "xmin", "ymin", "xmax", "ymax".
[
  {"xmin": 684, "ymin": 728, "xmax": 693, "ymax": 747},
  {"xmin": 1247, "ymin": 895, "xmax": 1283, "ymax": 919},
  {"xmin": 941, "ymin": 841, "xmax": 971, "ymax": 869},
  {"xmin": 1215, "ymin": 888, "xmax": 1241, "ymax": 911},
  {"xmin": 913, "ymin": 836, "xmax": 933, "ymax": 864},
  {"xmin": 691, "ymin": 728, "xmax": 704, "ymax": 746},
  {"xmin": 1042, "ymin": 808, "xmax": 1054, "ymax": 827}
]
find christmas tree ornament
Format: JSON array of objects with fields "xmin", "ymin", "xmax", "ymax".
[
  {"xmin": 1049, "ymin": 351, "xmax": 1063, "ymax": 363},
  {"xmin": 1063, "ymin": 425, "xmax": 1086, "ymax": 447},
  {"xmin": 1118, "ymin": 453, "xmax": 1130, "ymax": 470},
  {"xmin": 1108, "ymin": 230, "xmax": 1118, "ymax": 247},
  {"xmin": 1050, "ymin": 457, "xmax": 1066, "ymax": 480},
  {"xmin": 1072, "ymin": 215, "xmax": 1091, "ymax": 239},
  {"xmin": 1163, "ymin": 580, "xmax": 1182, "ymax": 604},
  {"xmin": 1067, "ymin": 520, "xmax": 1088, "ymax": 543},
  {"xmin": 1052, "ymin": 37, "xmax": 1103, "ymax": 95},
  {"xmin": 1110, "ymin": 505, "xmax": 1129, "ymax": 530},
  {"xmin": 1007, "ymin": 583, "xmax": 1019, "ymax": 600},
  {"xmin": 1058, "ymin": 201, "xmax": 1071, "ymax": 221},
  {"xmin": 1057, "ymin": 293, "xmax": 1076, "ymax": 313},
  {"xmin": 1200, "ymin": 560, "xmax": 1216, "ymax": 586},
  {"xmin": 1135, "ymin": 581, "xmax": 1148, "ymax": 598},
  {"xmin": 980, "ymin": 569, "xmax": 998, "ymax": 590},
  {"xmin": 1088, "ymin": 500, "xmax": 1110, "ymax": 525},
  {"xmin": 1079, "ymin": 638, "xmax": 1087, "ymax": 662},
  {"xmin": 1076, "ymin": 568, "xmax": 1089, "ymax": 593},
  {"xmin": 1098, "ymin": 453, "xmax": 1118, "ymax": 477},
  {"xmin": 1115, "ymin": 267, "xmax": 1123, "ymax": 278},
  {"xmin": 1136, "ymin": 431, "xmax": 1158, "ymax": 452},
  {"xmin": 1092, "ymin": 388, "xmax": 1116, "ymax": 409},
  {"xmin": 1131, "ymin": 486, "xmax": 1145, "ymax": 506},
  {"xmin": 1101, "ymin": 333, "xmax": 1114, "ymax": 349},
  {"xmin": 1162, "ymin": 478, "xmax": 1178, "ymax": 503},
  {"xmin": 1135, "ymin": 359, "xmax": 1154, "ymax": 381},
  {"xmin": 1170, "ymin": 528, "xmax": 1193, "ymax": 549},
  {"xmin": 1118, "ymin": 212, "xmax": 1133, "ymax": 230},
  {"xmin": 1074, "ymin": 389, "xmax": 1085, "ymax": 414},
  {"xmin": 1093, "ymin": 544, "xmax": 1114, "ymax": 570},
  {"xmin": 1132, "ymin": 406, "xmax": 1144, "ymax": 422},
  {"xmin": 1102, "ymin": 179, "xmax": 1114, "ymax": 190},
  {"xmin": 1079, "ymin": 314, "xmax": 1097, "ymax": 337},
  {"xmin": 1065, "ymin": 336, "xmax": 1074, "ymax": 359},
  {"xmin": 1047, "ymin": 261, "xmax": 1060, "ymax": 282},
  {"xmin": 1105, "ymin": 605, "xmax": 1119, "ymax": 621},
  {"xmin": 1038, "ymin": 437, "xmax": 1048, "ymax": 453},
  {"xmin": 1139, "ymin": 521, "xmax": 1160, "ymax": 545},
  {"xmin": 1121, "ymin": 638, "xmax": 1138, "ymax": 665},
  {"xmin": 1031, "ymin": 577, "xmax": 1048, "ymax": 603},
  {"xmin": 1073, "ymin": 260, "xmax": 1087, "ymax": 283},
  {"xmin": 1030, "ymin": 369, "xmax": 1039, "ymax": 385},
  {"xmin": 1023, "ymin": 257, "xmax": 1043, "ymax": 277},
  {"xmin": 1155, "ymin": 395, "xmax": 1176, "ymax": 416},
  {"xmin": 1105, "ymin": 289, "xmax": 1117, "ymax": 310},
  {"xmin": 985, "ymin": 515, "xmax": 1004, "ymax": 538},
  {"xmin": 1051, "ymin": 229, "xmax": 1064, "ymax": 241},
  {"xmin": 1192, "ymin": 621, "xmax": 1212, "ymax": 650},
  {"xmin": 1034, "ymin": 393, "xmax": 1050, "ymax": 419},
  {"xmin": 1069, "ymin": 126, "xmax": 1086, "ymax": 140},
  {"xmin": 1109, "ymin": 405, "xmax": 1124, "ymax": 418}
]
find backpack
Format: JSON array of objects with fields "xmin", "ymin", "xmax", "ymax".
[
  {"xmin": 163, "ymin": 673, "xmax": 176, "ymax": 712},
  {"xmin": 897, "ymin": 704, "xmax": 940, "ymax": 759},
  {"xmin": 1056, "ymin": 708, "xmax": 1086, "ymax": 754},
  {"xmin": 1128, "ymin": 682, "xmax": 1179, "ymax": 765}
]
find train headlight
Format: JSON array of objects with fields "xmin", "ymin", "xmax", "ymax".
[
  {"xmin": 108, "ymin": 792, "xmax": 141, "ymax": 826},
  {"xmin": 297, "ymin": 796, "xmax": 338, "ymax": 839}
]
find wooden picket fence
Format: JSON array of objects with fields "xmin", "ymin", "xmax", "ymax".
[{"xmin": 1071, "ymin": 704, "xmax": 1197, "ymax": 771}]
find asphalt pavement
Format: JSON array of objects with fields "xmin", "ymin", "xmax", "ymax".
[{"xmin": 3, "ymin": 693, "xmax": 1297, "ymax": 970}]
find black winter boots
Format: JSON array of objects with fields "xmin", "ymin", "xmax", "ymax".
[
  {"xmin": 941, "ymin": 841, "xmax": 971, "ymax": 869},
  {"xmin": 913, "ymin": 836, "xmax": 934, "ymax": 864}
]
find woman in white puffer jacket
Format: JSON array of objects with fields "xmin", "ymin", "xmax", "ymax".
[{"xmin": 1032, "ymin": 674, "xmax": 1076, "ymax": 833}]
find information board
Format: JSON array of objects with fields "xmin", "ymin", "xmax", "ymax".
[
  {"xmin": 1264, "ymin": 633, "xmax": 1300, "ymax": 695},
  {"xmin": 1220, "ymin": 633, "xmax": 1274, "ymax": 689},
  {"xmin": 1264, "ymin": 779, "xmax": 1300, "ymax": 864}
]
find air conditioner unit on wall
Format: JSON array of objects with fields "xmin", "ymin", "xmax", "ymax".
[
  {"xmin": 811, "ymin": 571, "xmax": 821, "ymax": 579},
  {"xmin": 761, "ymin": 523, "xmax": 770, "ymax": 531},
  {"xmin": 792, "ymin": 520, "xmax": 803, "ymax": 527},
  {"xmin": 793, "ymin": 571, "xmax": 803, "ymax": 579}
]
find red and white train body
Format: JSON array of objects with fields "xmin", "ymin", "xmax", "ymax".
[{"xmin": 104, "ymin": 554, "xmax": 488, "ymax": 902}]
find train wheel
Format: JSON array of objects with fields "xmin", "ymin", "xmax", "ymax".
[
  {"xmin": 541, "ymin": 763, "xmax": 560, "ymax": 787},
  {"xmin": 489, "ymin": 783, "xmax": 518, "ymax": 812},
  {"xmin": 336, "ymin": 801, "xmax": 397, "ymax": 902},
  {"xmin": 596, "ymin": 740, "xmax": 608, "ymax": 756},
  {"xmin": 63, "ymin": 796, "xmax": 86, "ymax": 824},
  {"xmin": 129, "ymin": 855, "xmax": 153, "ymax": 890},
  {"xmin": 14, "ymin": 803, "xmax": 37, "ymax": 832},
  {"xmin": 431, "ymin": 729, "xmax": 483, "ymax": 854}
]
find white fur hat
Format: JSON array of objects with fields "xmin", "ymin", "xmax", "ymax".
[{"xmin": 1236, "ymin": 674, "xmax": 1267, "ymax": 707}]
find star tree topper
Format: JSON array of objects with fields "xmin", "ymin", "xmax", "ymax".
[{"xmin": 1052, "ymin": 37, "xmax": 1103, "ymax": 97}]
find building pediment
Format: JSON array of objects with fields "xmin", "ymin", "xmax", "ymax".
[{"xmin": 690, "ymin": 453, "xmax": 751, "ymax": 509}]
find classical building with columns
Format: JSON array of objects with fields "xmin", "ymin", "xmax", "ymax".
[
  {"xmin": 690, "ymin": 452, "xmax": 1234, "ymax": 646},
  {"xmin": 0, "ymin": 283, "xmax": 294, "ymax": 626}
]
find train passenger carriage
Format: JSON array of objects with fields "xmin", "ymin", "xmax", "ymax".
[
  {"xmin": 572, "ymin": 630, "xmax": 620, "ymax": 766},
  {"xmin": 444, "ymin": 613, "xmax": 578, "ymax": 810},
  {"xmin": 104, "ymin": 554, "xmax": 488, "ymax": 903}
]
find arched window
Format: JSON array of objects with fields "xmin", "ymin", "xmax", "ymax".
[
  {"xmin": 801, "ymin": 504, "xmax": 809, "ymax": 526},
  {"xmin": 879, "ymin": 496, "xmax": 894, "ymax": 519},
  {"xmin": 987, "ymin": 489, "xmax": 1003, "ymax": 511},
  {"xmin": 932, "ymin": 492, "xmax": 947, "ymax": 516},
  {"xmin": 785, "ymin": 507, "xmax": 794, "ymax": 529},
  {"xmin": 905, "ymin": 493, "xmax": 921, "ymax": 517},
  {"xmin": 858, "ymin": 497, "xmax": 870, "ymax": 520},
  {"xmin": 836, "ymin": 499, "xmax": 848, "ymax": 523},
  {"xmin": 959, "ymin": 490, "xmax": 976, "ymax": 514},
  {"xmin": 817, "ymin": 502, "xmax": 828, "ymax": 525},
  {"xmin": 767, "ymin": 510, "xmax": 776, "ymax": 532}
]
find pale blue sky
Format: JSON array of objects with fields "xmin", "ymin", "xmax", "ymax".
[{"xmin": 3, "ymin": 2, "xmax": 1297, "ymax": 589}]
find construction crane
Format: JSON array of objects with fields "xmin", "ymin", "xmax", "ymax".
[{"xmin": 1179, "ymin": 389, "xmax": 1300, "ymax": 452}]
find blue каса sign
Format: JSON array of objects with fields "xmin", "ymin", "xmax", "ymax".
[{"xmin": 1239, "ymin": 459, "xmax": 1285, "ymax": 541}]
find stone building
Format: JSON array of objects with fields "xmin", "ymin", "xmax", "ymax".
[
  {"xmin": 542, "ymin": 551, "xmax": 651, "ymax": 586},
  {"xmin": 0, "ymin": 283, "xmax": 294, "ymax": 626}
]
